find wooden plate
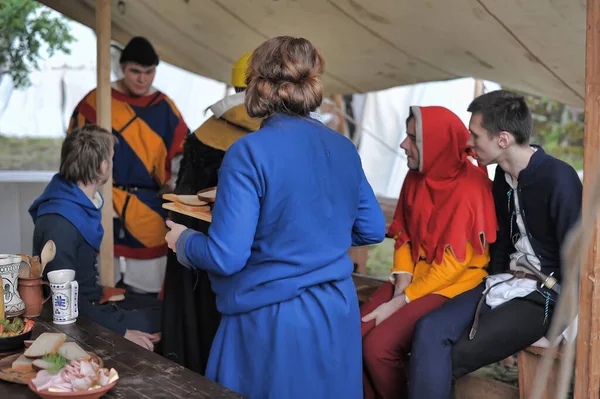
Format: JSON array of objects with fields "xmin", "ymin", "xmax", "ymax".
[
  {"xmin": 162, "ymin": 194, "xmax": 208, "ymax": 207},
  {"xmin": 196, "ymin": 187, "xmax": 217, "ymax": 202},
  {"xmin": 162, "ymin": 202, "xmax": 212, "ymax": 223},
  {"xmin": 0, "ymin": 351, "xmax": 103, "ymax": 385},
  {"xmin": 172, "ymin": 201, "xmax": 210, "ymax": 213}
]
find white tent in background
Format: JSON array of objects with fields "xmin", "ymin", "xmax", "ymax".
[
  {"xmin": 0, "ymin": 18, "xmax": 227, "ymax": 138},
  {"xmin": 0, "ymin": 10, "xmax": 501, "ymax": 200}
]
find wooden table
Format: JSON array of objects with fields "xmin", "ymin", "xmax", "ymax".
[{"xmin": 0, "ymin": 306, "xmax": 245, "ymax": 398}]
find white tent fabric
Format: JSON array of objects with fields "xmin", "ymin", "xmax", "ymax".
[
  {"xmin": 0, "ymin": 13, "xmax": 504, "ymax": 201},
  {"xmin": 39, "ymin": 0, "xmax": 585, "ymax": 107},
  {"xmin": 0, "ymin": 20, "xmax": 227, "ymax": 138},
  {"xmin": 357, "ymin": 78, "xmax": 501, "ymax": 198}
]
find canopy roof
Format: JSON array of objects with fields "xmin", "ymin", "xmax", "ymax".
[{"xmin": 40, "ymin": 0, "xmax": 585, "ymax": 106}]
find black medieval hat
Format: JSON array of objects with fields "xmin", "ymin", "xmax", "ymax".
[{"xmin": 119, "ymin": 36, "xmax": 159, "ymax": 66}]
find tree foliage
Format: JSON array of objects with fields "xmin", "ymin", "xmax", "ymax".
[
  {"xmin": 522, "ymin": 93, "xmax": 584, "ymax": 171},
  {"xmin": 0, "ymin": 0, "xmax": 74, "ymax": 88}
]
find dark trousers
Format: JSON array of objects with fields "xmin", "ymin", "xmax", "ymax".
[
  {"xmin": 409, "ymin": 283, "xmax": 554, "ymax": 399},
  {"xmin": 361, "ymin": 282, "xmax": 448, "ymax": 399},
  {"xmin": 82, "ymin": 291, "xmax": 162, "ymax": 335}
]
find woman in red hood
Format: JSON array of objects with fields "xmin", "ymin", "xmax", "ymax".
[{"xmin": 360, "ymin": 106, "xmax": 497, "ymax": 399}]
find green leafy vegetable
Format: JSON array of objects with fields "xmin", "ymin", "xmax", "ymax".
[
  {"xmin": 42, "ymin": 353, "xmax": 69, "ymax": 374},
  {"xmin": 0, "ymin": 317, "xmax": 25, "ymax": 337}
]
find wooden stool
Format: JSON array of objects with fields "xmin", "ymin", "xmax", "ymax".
[
  {"xmin": 517, "ymin": 346, "xmax": 563, "ymax": 399},
  {"xmin": 456, "ymin": 374, "xmax": 519, "ymax": 399}
]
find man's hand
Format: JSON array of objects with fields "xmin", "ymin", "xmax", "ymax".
[
  {"xmin": 165, "ymin": 219, "xmax": 188, "ymax": 252},
  {"xmin": 393, "ymin": 273, "xmax": 413, "ymax": 298},
  {"xmin": 124, "ymin": 329, "xmax": 158, "ymax": 351},
  {"xmin": 361, "ymin": 295, "xmax": 407, "ymax": 326}
]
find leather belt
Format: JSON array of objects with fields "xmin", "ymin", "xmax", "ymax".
[{"xmin": 469, "ymin": 270, "xmax": 538, "ymax": 340}]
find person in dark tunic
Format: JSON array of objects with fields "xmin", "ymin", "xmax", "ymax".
[{"xmin": 159, "ymin": 52, "xmax": 260, "ymax": 374}]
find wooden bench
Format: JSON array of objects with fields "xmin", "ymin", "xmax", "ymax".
[
  {"xmin": 517, "ymin": 345, "xmax": 564, "ymax": 399},
  {"xmin": 351, "ymin": 274, "xmax": 562, "ymax": 399}
]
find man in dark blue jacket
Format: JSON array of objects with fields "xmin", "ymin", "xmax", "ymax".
[
  {"xmin": 408, "ymin": 90, "xmax": 583, "ymax": 398},
  {"xmin": 29, "ymin": 125, "xmax": 160, "ymax": 351}
]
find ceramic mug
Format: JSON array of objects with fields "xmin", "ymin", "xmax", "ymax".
[
  {"xmin": 0, "ymin": 254, "xmax": 25, "ymax": 317},
  {"xmin": 47, "ymin": 269, "xmax": 79, "ymax": 325}
]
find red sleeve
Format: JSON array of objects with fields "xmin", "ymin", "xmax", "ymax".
[
  {"xmin": 163, "ymin": 96, "xmax": 189, "ymax": 162},
  {"xmin": 169, "ymin": 118, "xmax": 188, "ymax": 161}
]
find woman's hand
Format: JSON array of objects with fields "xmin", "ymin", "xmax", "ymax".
[
  {"xmin": 165, "ymin": 220, "xmax": 188, "ymax": 252},
  {"xmin": 124, "ymin": 330, "xmax": 157, "ymax": 351},
  {"xmin": 361, "ymin": 295, "xmax": 407, "ymax": 326}
]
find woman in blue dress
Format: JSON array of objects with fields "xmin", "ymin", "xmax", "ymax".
[{"xmin": 165, "ymin": 36, "xmax": 385, "ymax": 399}]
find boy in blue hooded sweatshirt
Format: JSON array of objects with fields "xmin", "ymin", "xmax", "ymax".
[{"xmin": 29, "ymin": 125, "xmax": 161, "ymax": 351}]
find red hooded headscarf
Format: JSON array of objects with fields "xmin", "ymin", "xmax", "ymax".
[{"xmin": 387, "ymin": 106, "xmax": 497, "ymax": 265}]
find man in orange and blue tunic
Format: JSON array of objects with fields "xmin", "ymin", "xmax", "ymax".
[{"xmin": 68, "ymin": 37, "xmax": 189, "ymax": 295}]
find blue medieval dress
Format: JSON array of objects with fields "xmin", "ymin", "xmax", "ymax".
[{"xmin": 176, "ymin": 113, "xmax": 385, "ymax": 399}]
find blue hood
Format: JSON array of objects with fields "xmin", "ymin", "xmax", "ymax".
[{"xmin": 29, "ymin": 174, "xmax": 104, "ymax": 251}]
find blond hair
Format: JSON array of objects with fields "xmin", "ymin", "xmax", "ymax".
[{"xmin": 60, "ymin": 125, "xmax": 115, "ymax": 185}]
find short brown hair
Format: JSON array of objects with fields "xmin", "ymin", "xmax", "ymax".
[
  {"xmin": 245, "ymin": 36, "xmax": 325, "ymax": 119},
  {"xmin": 60, "ymin": 125, "xmax": 115, "ymax": 185},
  {"xmin": 467, "ymin": 90, "xmax": 532, "ymax": 145}
]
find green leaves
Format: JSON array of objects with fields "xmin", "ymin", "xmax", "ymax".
[
  {"xmin": 41, "ymin": 353, "xmax": 70, "ymax": 374},
  {"xmin": 0, "ymin": 0, "xmax": 74, "ymax": 88}
]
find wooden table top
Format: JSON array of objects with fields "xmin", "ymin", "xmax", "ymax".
[{"xmin": 0, "ymin": 305, "xmax": 244, "ymax": 398}]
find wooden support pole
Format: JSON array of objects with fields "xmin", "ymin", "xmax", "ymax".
[
  {"xmin": 474, "ymin": 79, "xmax": 484, "ymax": 98},
  {"xmin": 96, "ymin": 0, "xmax": 114, "ymax": 287},
  {"xmin": 575, "ymin": 0, "xmax": 600, "ymax": 397}
]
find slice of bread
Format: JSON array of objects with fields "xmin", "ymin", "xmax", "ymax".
[
  {"xmin": 57, "ymin": 342, "xmax": 90, "ymax": 361},
  {"xmin": 32, "ymin": 359, "xmax": 52, "ymax": 371},
  {"xmin": 12, "ymin": 354, "xmax": 33, "ymax": 372},
  {"xmin": 24, "ymin": 333, "xmax": 67, "ymax": 358}
]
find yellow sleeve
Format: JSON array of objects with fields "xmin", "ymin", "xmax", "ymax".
[
  {"xmin": 403, "ymin": 242, "xmax": 483, "ymax": 302},
  {"xmin": 390, "ymin": 243, "xmax": 415, "ymax": 275}
]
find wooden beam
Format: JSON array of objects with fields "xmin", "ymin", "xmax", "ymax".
[
  {"xmin": 474, "ymin": 79, "xmax": 484, "ymax": 98},
  {"xmin": 575, "ymin": 0, "xmax": 600, "ymax": 397},
  {"xmin": 96, "ymin": 0, "xmax": 114, "ymax": 287}
]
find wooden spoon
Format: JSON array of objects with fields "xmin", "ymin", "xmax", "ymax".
[
  {"xmin": 18, "ymin": 259, "xmax": 31, "ymax": 279},
  {"xmin": 39, "ymin": 240, "xmax": 56, "ymax": 277}
]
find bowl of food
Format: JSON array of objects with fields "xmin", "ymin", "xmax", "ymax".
[
  {"xmin": 0, "ymin": 317, "xmax": 35, "ymax": 352},
  {"xmin": 28, "ymin": 356, "xmax": 118, "ymax": 399},
  {"xmin": 28, "ymin": 378, "xmax": 118, "ymax": 399}
]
